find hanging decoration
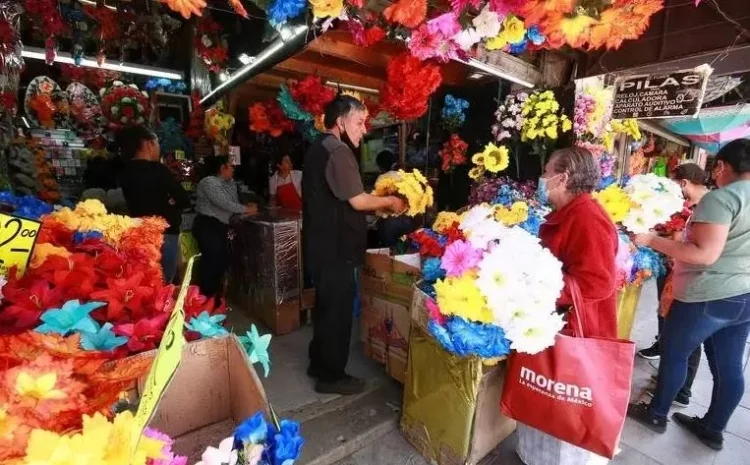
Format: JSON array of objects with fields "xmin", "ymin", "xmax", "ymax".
[
  {"xmin": 204, "ymin": 101, "xmax": 235, "ymax": 147},
  {"xmin": 144, "ymin": 78, "xmax": 188, "ymax": 94},
  {"xmin": 24, "ymin": 76, "xmax": 70, "ymax": 130},
  {"xmin": 309, "ymin": 0, "xmax": 344, "ymax": 18},
  {"xmin": 195, "ymin": 15, "xmax": 229, "ymax": 73},
  {"xmin": 267, "ymin": 0, "xmax": 308, "ymax": 26},
  {"xmin": 164, "ymin": 0, "xmax": 207, "ymax": 19},
  {"xmin": 0, "ymin": 0, "xmax": 23, "ymax": 75},
  {"xmin": 100, "ymin": 81, "xmax": 150, "ymax": 130},
  {"xmin": 380, "ymin": 53, "xmax": 442, "ymax": 121},
  {"xmin": 22, "ymin": 0, "xmax": 67, "ymax": 64},
  {"xmin": 287, "ymin": 75, "xmax": 337, "ymax": 117},
  {"xmin": 248, "ymin": 100, "xmax": 295, "ymax": 137},
  {"xmin": 383, "ymin": 0, "xmax": 427, "ymax": 29},
  {"xmin": 408, "ymin": 13, "xmax": 466, "ymax": 63},
  {"xmin": 346, "ymin": 19, "xmax": 387, "ymax": 47}
]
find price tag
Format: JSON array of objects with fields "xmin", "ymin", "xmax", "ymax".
[
  {"xmin": 0, "ymin": 213, "xmax": 41, "ymax": 277},
  {"xmin": 175, "ymin": 150, "xmax": 186, "ymax": 161},
  {"xmin": 131, "ymin": 255, "xmax": 198, "ymax": 453}
]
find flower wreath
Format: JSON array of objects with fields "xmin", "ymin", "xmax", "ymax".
[
  {"xmin": 194, "ymin": 15, "xmax": 228, "ymax": 73},
  {"xmin": 100, "ymin": 81, "xmax": 150, "ymax": 129}
]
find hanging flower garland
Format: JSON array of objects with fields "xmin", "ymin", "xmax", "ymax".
[
  {"xmin": 267, "ymin": 0, "xmax": 307, "ymax": 26},
  {"xmin": 204, "ymin": 102, "xmax": 235, "ymax": 147},
  {"xmin": 22, "ymin": 0, "xmax": 67, "ymax": 63},
  {"xmin": 407, "ymin": 13, "xmax": 466, "ymax": 63},
  {"xmin": 380, "ymin": 53, "xmax": 442, "ymax": 121},
  {"xmin": 194, "ymin": 15, "xmax": 228, "ymax": 73},
  {"xmin": 383, "ymin": 0, "xmax": 427, "ymax": 29},
  {"xmin": 248, "ymin": 100, "xmax": 294, "ymax": 137},
  {"xmin": 288, "ymin": 75, "xmax": 337, "ymax": 117},
  {"xmin": 100, "ymin": 81, "xmax": 150, "ymax": 129},
  {"xmin": 439, "ymin": 134, "xmax": 469, "ymax": 173}
]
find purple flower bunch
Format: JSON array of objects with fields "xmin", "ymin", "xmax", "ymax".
[
  {"xmin": 491, "ymin": 93, "xmax": 527, "ymax": 143},
  {"xmin": 574, "ymin": 94, "xmax": 595, "ymax": 138},
  {"xmin": 469, "ymin": 176, "xmax": 536, "ymax": 206}
]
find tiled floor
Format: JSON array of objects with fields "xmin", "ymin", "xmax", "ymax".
[{"xmin": 228, "ymin": 279, "xmax": 750, "ymax": 465}]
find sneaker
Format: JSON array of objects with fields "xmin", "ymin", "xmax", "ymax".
[
  {"xmin": 627, "ymin": 403, "xmax": 667, "ymax": 433},
  {"xmin": 638, "ymin": 342, "xmax": 661, "ymax": 360},
  {"xmin": 315, "ymin": 375, "xmax": 366, "ymax": 395},
  {"xmin": 672, "ymin": 413, "xmax": 724, "ymax": 451},
  {"xmin": 645, "ymin": 388, "xmax": 689, "ymax": 408}
]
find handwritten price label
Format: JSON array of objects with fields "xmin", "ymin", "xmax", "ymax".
[
  {"xmin": 131, "ymin": 254, "xmax": 199, "ymax": 453},
  {"xmin": 0, "ymin": 213, "xmax": 41, "ymax": 277}
]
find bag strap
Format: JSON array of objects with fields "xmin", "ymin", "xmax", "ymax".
[{"xmin": 565, "ymin": 276, "xmax": 587, "ymax": 338}]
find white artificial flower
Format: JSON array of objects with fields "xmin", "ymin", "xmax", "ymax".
[
  {"xmin": 497, "ymin": 130, "xmax": 511, "ymax": 141},
  {"xmin": 128, "ymin": 84, "xmax": 138, "ymax": 90},
  {"xmin": 472, "ymin": 5, "xmax": 502, "ymax": 38},
  {"xmin": 460, "ymin": 204, "xmax": 495, "ymax": 234},
  {"xmin": 501, "ymin": 118, "xmax": 515, "ymax": 128},
  {"xmin": 112, "ymin": 80, "xmax": 123, "ymax": 86},
  {"xmin": 454, "ymin": 27, "xmax": 482, "ymax": 51},
  {"xmin": 137, "ymin": 104, "xmax": 144, "ymax": 112},
  {"xmin": 622, "ymin": 207, "xmax": 660, "ymax": 234},
  {"xmin": 111, "ymin": 106, "xmax": 119, "ymax": 115},
  {"xmin": 196, "ymin": 436, "xmax": 238, "ymax": 465},
  {"xmin": 506, "ymin": 311, "xmax": 565, "ymax": 355},
  {"xmin": 120, "ymin": 116, "xmax": 128, "ymax": 123},
  {"xmin": 465, "ymin": 217, "xmax": 505, "ymax": 249},
  {"xmin": 202, "ymin": 34, "xmax": 213, "ymax": 47},
  {"xmin": 623, "ymin": 174, "xmax": 684, "ymax": 233},
  {"xmin": 121, "ymin": 97, "xmax": 132, "ymax": 104}
]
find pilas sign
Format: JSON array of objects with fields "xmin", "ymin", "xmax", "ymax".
[{"xmin": 612, "ymin": 65, "xmax": 712, "ymax": 120}]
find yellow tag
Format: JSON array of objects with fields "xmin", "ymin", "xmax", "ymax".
[
  {"xmin": 0, "ymin": 213, "xmax": 42, "ymax": 277},
  {"xmin": 131, "ymin": 254, "xmax": 198, "ymax": 453},
  {"xmin": 175, "ymin": 150, "xmax": 186, "ymax": 160}
]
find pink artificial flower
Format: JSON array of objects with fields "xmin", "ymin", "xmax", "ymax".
[
  {"xmin": 440, "ymin": 239, "xmax": 482, "ymax": 277},
  {"xmin": 145, "ymin": 427, "xmax": 188, "ymax": 465},
  {"xmin": 489, "ymin": 0, "xmax": 525, "ymax": 15},
  {"xmin": 427, "ymin": 12, "xmax": 461, "ymax": 37},
  {"xmin": 426, "ymin": 297, "xmax": 447, "ymax": 326}
]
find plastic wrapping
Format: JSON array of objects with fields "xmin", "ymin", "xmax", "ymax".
[
  {"xmin": 616, "ymin": 284, "xmax": 642, "ymax": 340},
  {"xmin": 0, "ymin": 1, "xmax": 24, "ymax": 75},
  {"xmin": 231, "ymin": 210, "xmax": 301, "ymax": 307},
  {"xmin": 401, "ymin": 326, "xmax": 515, "ymax": 465}
]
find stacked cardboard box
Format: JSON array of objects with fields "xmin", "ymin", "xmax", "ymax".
[{"xmin": 360, "ymin": 249, "xmax": 420, "ymax": 383}]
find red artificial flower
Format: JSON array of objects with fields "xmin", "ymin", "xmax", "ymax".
[
  {"xmin": 0, "ymin": 281, "xmax": 65, "ymax": 332},
  {"xmin": 409, "ymin": 230, "xmax": 444, "ymax": 258},
  {"xmin": 346, "ymin": 0, "xmax": 365, "ymax": 7},
  {"xmin": 121, "ymin": 106, "xmax": 135, "ymax": 118},
  {"xmin": 90, "ymin": 273, "xmax": 155, "ymax": 323},
  {"xmin": 288, "ymin": 76, "xmax": 337, "ymax": 117},
  {"xmin": 442, "ymin": 223, "xmax": 465, "ymax": 247},
  {"xmin": 380, "ymin": 53, "xmax": 442, "ymax": 120},
  {"xmin": 426, "ymin": 297, "xmax": 447, "ymax": 326},
  {"xmin": 383, "ymin": 0, "xmax": 427, "ymax": 28},
  {"xmin": 346, "ymin": 20, "xmax": 386, "ymax": 47},
  {"xmin": 439, "ymin": 134, "xmax": 469, "ymax": 172},
  {"xmin": 114, "ymin": 314, "xmax": 168, "ymax": 353}
]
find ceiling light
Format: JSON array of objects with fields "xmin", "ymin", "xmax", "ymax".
[
  {"xmin": 325, "ymin": 81, "xmax": 379, "ymax": 95},
  {"xmin": 21, "ymin": 47, "xmax": 183, "ymax": 80},
  {"xmin": 469, "ymin": 73, "xmax": 485, "ymax": 80},
  {"xmin": 78, "ymin": 0, "xmax": 116, "ymax": 10},
  {"xmin": 238, "ymin": 54, "xmax": 256, "ymax": 65},
  {"xmin": 218, "ymin": 71, "xmax": 229, "ymax": 82},
  {"xmin": 457, "ymin": 58, "xmax": 535, "ymax": 88}
]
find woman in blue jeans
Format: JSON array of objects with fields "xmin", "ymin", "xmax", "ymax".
[{"xmin": 628, "ymin": 139, "xmax": 750, "ymax": 451}]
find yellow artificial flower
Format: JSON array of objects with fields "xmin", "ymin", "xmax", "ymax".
[
  {"xmin": 593, "ymin": 185, "xmax": 632, "ymax": 223},
  {"xmin": 471, "ymin": 153, "xmax": 485, "ymax": 166},
  {"xmin": 30, "ymin": 243, "xmax": 71, "ymax": 269},
  {"xmin": 560, "ymin": 115, "xmax": 572, "ymax": 132},
  {"xmin": 75, "ymin": 199, "xmax": 108, "ymax": 217},
  {"xmin": 372, "ymin": 169, "xmax": 433, "ymax": 216},
  {"xmin": 309, "ymin": 0, "xmax": 343, "ymax": 18},
  {"xmin": 15, "ymin": 372, "xmax": 66, "ymax": 401},
  {"xmin": 480, "ymin": 143, "xmax": 510, "ymax": 173},
  {"xmin": 468, "ymin": 166, "xmax": 485, "ymax": 180},
  {"xmin": 544, "ymin": 126, "xmax": 558, "ymax": 139},
  {"xmin": 433, "ymin": 211, "xmax": 461, "ymax": 233},
  {"xmin": 559, "ymin": 15, "xmax": 597, "ymax": 47},
  {"xmin": 435, "ymin": 275, "xmax": 493, "ymax": 323},
  {"xmin": 494, "ymin": 201, "xmax": 529, "ymax": 226}
]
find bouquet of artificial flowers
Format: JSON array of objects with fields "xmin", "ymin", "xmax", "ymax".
[
  {"xmin": 373, "ymin": 169, "xmax": 434, "ymax": 217},
  {"xmin": 621, "ymin": 174, "xmax": 684, "ymax": 234},
  {"xmin": 438, "ymin": 134, "xmax": 468, "ymax": 173},
  {"xmin": 491, "ymin": 92, "xmax": 527, "ymax": 143},
  {"xmin": 410, "ymin": 204, "xmax": 565, "ymax": 358},
  {"xmin": 197, "ymin": 411, "xmax": 304, "ymax": 465},
  {"xmin": 100, "ymin": 81, "xmax": 150, "ymax": 129}
]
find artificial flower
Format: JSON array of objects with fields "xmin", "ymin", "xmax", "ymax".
[
  {"xmin": 185, "ymin": 311, "xmax": 228, "ymax": 338},
  {"xmin": 428, "ymin": 316, "xmax": 511, "ymax": 358},
  {"xmin": 421, "ymin": 257, "xmax": 446, "ymax": 283},
  {"xmin": 197, "ymin": 436, "xmax": 238, "ymax": 465},
  {"xmin": 144, "ymin": 428, "xmax": 188, "ymax": 465},
  {"xmin": 472, "ymin": 4, "xmax": 502, "ymax": 38},
  {"xmin": 432, "ymin": 211, "xmax": 461, "ymax": 233},
  {"xmin": 427, "ymin": 12, "xmax": 462, "ymax": 37},
  {"xmin": 309, "ymin": 0, "xmax": 343, "ymax": 18},
  {"xmin": 440, "ymin": 240, "xmax": 482, "ymax": 277},
  {"xmin": 449, "ymin": 0, "xmax": 482, "ymax": 13},
  {"xmin": 271, "ymin": 420, "xmax": 305, "ymax": 465},
  {"xmin": 434, "ymin": 274, "xmax": 492, "ymax": 323},
  {"xmin": 79, "ymin": 322, "xmax": 128, "ymax": 351},
  {"xmin": 234, "ymin": 412, "xmax": 268, "ymax": 444},
  {"xmin": 493, "ymin": 201, "xmax": 529, "ymax": 226},
  {"xmin": 474, "ymin": 143, "xmax": 509, "ymax": 173},
  {"xmin": 486, "ymin": 15, "xmax": 526, "ymax": 50},
  {"xmin": 239, "ymin": 325, "xmax": 272, "ymax": 377},
  {"xmin": 504, "ymin": 311, "xmax": 565, "ymax": 354},
  {"xmin": 622, "ymin": 174, "xmax": 684, "ymax": 234},
  {"xmin": 373, "ymin": 169, "xmax": 433, "ymax": 217},
  {"xmin": 468, "ymin": 166, "xmax": 485, "ymax": 180},
  {"xmin": 267, "ymin": 0, "xmax": 307, "ymax": 26},
  {"xmin": 407, "ymin": 23, "xmax": 464, "ymax": 63},
  {"xmin": 438, "ymin": 133, "xmax": 469, "ymax": 172},
  {"xmin": 380, "ymin": 53, "xmax": 442, "ymax": 120},
  {"xmin": 114, "ymin": 314, "xmax": 169, "ymax": 353},
  {"xmin": 29, "ymin": 243, "xmax": 71, "ymax": 269},
  {"xmin": 383, "ymin": 0, "xmax": 426, "ymax": 28},
  {"xmin": 35, "ymin": 300, "xmax": 104, "ymax": 336},
  {"xmin": 593, "ymin": 184, "xmax": 632, "ymax": 223},
  {"xmin": 453, "ymin": 27, "xmax": 482, "ymax": 50}
]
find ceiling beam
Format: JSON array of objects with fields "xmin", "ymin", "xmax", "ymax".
[{"xmin": 273, "ymin": 56, "xmax": 386, "ymax": 90}]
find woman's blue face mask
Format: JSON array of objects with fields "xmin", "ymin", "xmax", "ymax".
[{"xmin": 537, "ymin": 177, "xmax": 549, "ymax": 205}]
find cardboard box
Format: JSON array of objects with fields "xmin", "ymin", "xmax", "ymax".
[
  {"xmin": 258, "ymin": 299, "xmax": 300, "ymax": 336},
  {"xmin": 410, "ymin": 282, "xmax": 431, "ymax": 334},
  {"xmin": 301, "ymin": 288, "xmax": 315, "ymax": 311},
  {"xmin": 360, "ymin": 293, "xmax": 411, "ymax": 381},
  {"xmin": 401, "ymin": 326, "xmax": 516, "ymax": 465},
  {"xmin": 361, "ymin": 249, "xmax": 420, "ymax": 306},
  {"xmin": 387, "ymin": 347, "xmax": 408, "ymax": 384},
  {"xmin": 116, "ymin": 336, "xmax": 270, "ymax": 463}
]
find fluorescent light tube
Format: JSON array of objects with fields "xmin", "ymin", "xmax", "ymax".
[
  {"xmin": 457, "ymin": 58, "xmax": 535, "ymax": 89},
  {"xmin": 21, "ymin": 47, "xmax": 184, "ymax": 80},
  {"xmin": 325, "ymin": 81, "xmax": 379, "ymax": 95}
]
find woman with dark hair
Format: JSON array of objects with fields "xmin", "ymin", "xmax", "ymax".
[
  {"xmin": 81, "ymin": 156, "xmax": 127, "ymax": 214},
  {"xmin": 118, "ymin": 126, "xmax": 189, "ymax": 283},
  {"xmin": 193, "ymin": 156, "xmax": 257, "ymax": 301},
  {"xmin": 629, "ymin": 139, "xmax": 750, "ymax": 451},
  {"xmin": 269, "ymin": 153, "xmax": 302, "ymax": 211},
  {"xmin": 516, "ymin": 146, "xmax": 618, "ymax": 465}
]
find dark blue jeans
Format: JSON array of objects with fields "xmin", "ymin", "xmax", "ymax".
[
  {"xmin": 161, "ymin": 233, "xmax": 180, "ymax": 284},
  {"xmin": 651, "ymin": 292, "xmax": 750, "ymax": 433}
]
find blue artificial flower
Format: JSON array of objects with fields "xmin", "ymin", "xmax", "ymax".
[
  {"xmin": 278, "ymin": 85, "xmax": 314, "ymax": 122},
  {"xmin": 235, "ymin": 412, "xmax": 269, "ymax": 445},
  {"xmin": 441, "ymin": 94, "xmax": 470, "ymax": 131},
  {"xmin": 185, "ymin": 311, "xmax": 228, "ymax": 338},
  {"xmin": 527, "ymin": 26, "xmax": 546, "ymax": 46},
  {"xmin": 519, "ymin": 213, "xmax": 543, "ymax": 237},
  {"xmin": 633, "ymin": 246, "xmax": 667, "ymax": 280},
  {"xmin": 73, "ymin": 230, "xmax": 104, "ymax": 244},
  {"xmin": 599, "ymin": 175, "xmax": 617, "ymax": 190},
  {"xmin": 445, "ymin": 317, "xmax": 511, "ymax": 358},
  {"xmin": 428, "ymin": 319, "xmax": 456, "ymax": 353},
  {"xmin": 239, "ymin": 324, "xmax": 272, "ymax": 377},
  {"xmin": 508, "ymin": 39, "xmax": 528, "ymax": 55},
  {"xmin": 418, "ymin": 281, "xmax": 436, "ymax": 298},
  {"xmin": 272, "ymin": 419, "xmax": 305, "ymax": 465},
  {"xmin": 0, "ymin": 191, "xmax": 54, "ymax": 220},
  {"xmin": 421, "ymin": 257, "xmax": 445, "ymax": 284},
  {"xmin": 79, "ymin": 322, "xmax": 128, "ymax": 351},
  {"xmin": 36, "ymin": 300, "xmax": 104, "ymax": 336},
  {"xmin": 267, "ymin": 0, "xmax": 307, "ymax": 26}
]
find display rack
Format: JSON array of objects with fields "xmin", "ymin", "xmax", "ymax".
[{"xmin": 31, "ymin": 129, "xmax": 89, "ymax": 201}]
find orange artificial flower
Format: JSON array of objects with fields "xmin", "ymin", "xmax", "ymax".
[
  {"xmin": 28, "ymin": 94, "xmax": 56, "ymax": 129},
  {"xmin": 249, "ymin": 102, "xmax": 271, "ymax": 134},
  {"xmin": 383, "ymin": 0, "xmax": 426, "ymax": 28},
  {"xmin": 30, "ymin": 243, "xmax": 72, "ymax": 269}
]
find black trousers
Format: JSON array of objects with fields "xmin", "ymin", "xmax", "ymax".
[
  {"xmin": 308, "ymin": 262, "xmax": 357, "ymax": 382},
  {"xmin": 192, "ymin": 214, "xmax": 230, "ymax": 301}
]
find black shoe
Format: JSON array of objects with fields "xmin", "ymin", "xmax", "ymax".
[
  {"xmin": 645, "ymin": 388, "xmax": 689, "ymax": 408},
  {"xmin": 672, "ymin": 413, "xmax": 724, "ymax": 451},
  {"xmin": 627, "ymin": 403, "xmax": 667, "ymax": 433},
  {"xmin": 638, "ymin": 342, "xmax": 661, "ymax": 360},
  {"xmin": 307, "ymin": 366, "xmax": 319, "ymax": 379},
  {"xmin": 315, "ymin": 375, "xmax": 366, "ymax": 395}
]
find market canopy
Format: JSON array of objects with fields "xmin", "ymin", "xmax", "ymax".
[{"xmin": 658, "ymin": 104, "xmax": 750, "ymax": 153}]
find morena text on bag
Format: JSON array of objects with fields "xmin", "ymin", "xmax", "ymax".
[{"xmin": 520, "ymin": 366, "xmax": 593, "ymax": 407}]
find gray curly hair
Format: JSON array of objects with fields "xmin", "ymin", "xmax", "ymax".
[{"xmin": 548, "ymin": 147, "xmax": 601, "ymax": 195}]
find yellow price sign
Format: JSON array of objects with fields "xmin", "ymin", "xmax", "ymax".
[
  {"xmin": 175, "ymin": 150, "xmax": 186, "ymax": 160},
  {"xmin": 0, "ymin": 213, "xmax": 41, "ymax": 277},
  {"xmin": 131, "ymin": 254, "xmax": 199, "ymax": 452}
]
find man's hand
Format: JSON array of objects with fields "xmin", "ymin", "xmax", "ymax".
[
  {"xmin": 246, "ymin": 203, "xmax": 258, "ymax": 216},
  {"xmin": 388, "ymin": 196, "xmax": 407, "ymax": 215}
]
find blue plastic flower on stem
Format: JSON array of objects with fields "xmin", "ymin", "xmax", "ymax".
[
  {"xmin": 36, "ymin": 300, "xmax": 104, "ymax": 336},
  {"xmin": 272, "ymin": 419, "xmax": 305, "ymax": 465},
  {"xmin": 520, "ymin": 213, "xmax": 543, "ymax": 237},
  {"xmin": 429, "ymin": 317, "xmax": 511, "ymax": 358},
  {"xmin": 527, "ymin": 26, "xmax": 546, "ymax": 46},
  {"xmin": 239, "ymin": 324, "xmax": 273, "ymax": 377},
  {"xmin": 508, "ymin": 39, "xmax": 528, "ymax": 55},
  {"xmin": 267, "ymin": 0, "xmax": 307, "ymax": 27},
  {"xmin": 185, "ymin": 311, "xmax": 228, "ymax": 338},
  {"xmin": 235, "ymin": 411, "xmax": 269, "ymax": 445},
  {"xmin": 421, "ymin": 257, "xmax": 445, "ymax": 283},
  {"xmin": 79, "ymin": 322, "xmax": 128, "ymax": 351}
]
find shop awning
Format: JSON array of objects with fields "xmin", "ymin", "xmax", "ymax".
[{"xmin": 657, "ymin": 104, "xmax": 750, "ymax": 153}]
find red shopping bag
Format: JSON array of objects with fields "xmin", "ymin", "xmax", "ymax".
[{"xmin": 500, "ymin": 279, "xmax": 635, "ymax": 458}]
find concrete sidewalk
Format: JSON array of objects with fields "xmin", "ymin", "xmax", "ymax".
[{"xmin": 227, "ymin": 278, "xmax": 750, "ymax": 465}]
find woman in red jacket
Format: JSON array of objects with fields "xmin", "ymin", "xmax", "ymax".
[{"xmin": 517, "ymin": 146, "xmax": 619, "ymax": 465}]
